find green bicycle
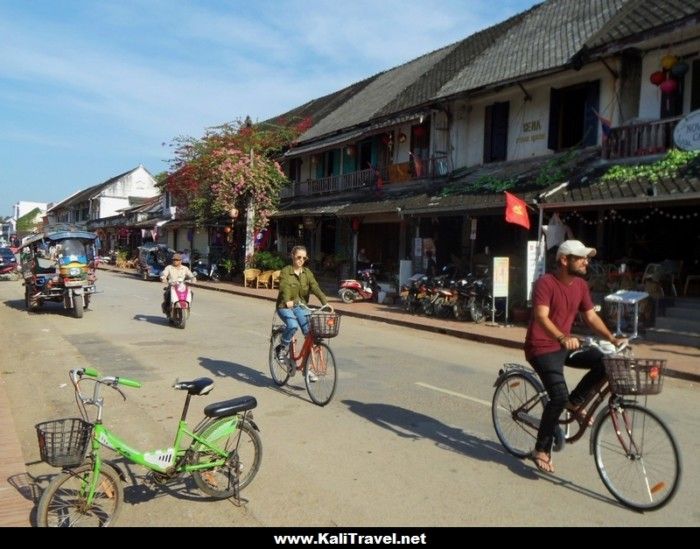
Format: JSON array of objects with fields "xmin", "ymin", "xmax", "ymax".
[{"xmin": 35, "ymin": 367, "xmax": 262, "ymax": 527}]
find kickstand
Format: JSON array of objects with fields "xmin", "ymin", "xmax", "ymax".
[{"xmin": 229, "ymin": 481, "xmax": 248, "ymax": 507}]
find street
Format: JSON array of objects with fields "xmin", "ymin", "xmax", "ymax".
[{"xmin": 0, "ymin": 270, "xmax": 698, "ymax": 526}]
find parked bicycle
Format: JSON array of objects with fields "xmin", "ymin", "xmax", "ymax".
[
  {"xmin": 268, "ymin": 304, "xmax": 340, "ymax": 406},
  {"xmin": 35, "ymin": 367, "xmax": 262, "ymax": 527},
  {"xmin": 491, "ymin": 338, "xmax": 681, "ymax": 511}
]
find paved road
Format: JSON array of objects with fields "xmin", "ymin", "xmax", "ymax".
[{"xmin": 0, "ymin": 271, "xmax": 698, "ymax": 526}]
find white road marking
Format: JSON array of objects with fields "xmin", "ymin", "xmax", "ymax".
[{"xmin": 416, "ymin": 381, "xmax": 491, "ymax": 407}]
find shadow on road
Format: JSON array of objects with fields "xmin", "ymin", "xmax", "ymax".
[
  {"xmin": 133, "ymin": 313, "xmax": 170, "ymax": 326},
  {"xmin": 198, "ymin": 356, "xmax": 270, "ymax": 388},
  {"xmin": 342, "ymin": 398, "xmax": 619, "ymax": 507}
]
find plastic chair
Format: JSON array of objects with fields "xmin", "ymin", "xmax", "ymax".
[{"xmin": 243, "ymin": 268, "xmax": 261, "ymax": 288}]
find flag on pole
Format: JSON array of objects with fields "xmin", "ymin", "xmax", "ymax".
[
  {"xmin": 592, "ymin": 109, "xmax": 612, "ymax": 140},
  {"xmin": 504, "ymin": 191, "xmax": 531, "ymax": 229}
]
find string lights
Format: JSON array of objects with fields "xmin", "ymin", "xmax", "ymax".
[{"xmin": 562, "ymin": 207, "xmax": 699, "ymax": 225}]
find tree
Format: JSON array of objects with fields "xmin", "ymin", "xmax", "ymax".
[{"xmin": 161, "ymin": 116, "xmax": 311, "ymax": 231}]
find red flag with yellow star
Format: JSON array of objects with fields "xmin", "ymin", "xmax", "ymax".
[{"xmin": 504, "ymin": 191, "xmax": 530, "ymax": 229}]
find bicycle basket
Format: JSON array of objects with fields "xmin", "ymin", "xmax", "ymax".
[
  {"xmin": 603, "ymin": 357, "xmax": 666, "ymax": 395},
  {"xmin": 310, "ymin": 312, "xmax": 341, "ymax": 338},
  {"xmin": 35, "ymin": 417, "xmax": 92, "ymax": 468}
]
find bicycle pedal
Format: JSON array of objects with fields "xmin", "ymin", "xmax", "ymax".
[{"xmin": 552, "ymin": 426, "xmax": 566, "ymax": 452}]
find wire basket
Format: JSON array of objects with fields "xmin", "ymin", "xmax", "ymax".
[
  {"xmin": 310, "ymin": 312, "xmax": 341, "ymax": 338},
  {"xmin": 603, "ymin": 357, "xmax": 666, "ymax": 395},
  {"xmin": 35, "ymin": 417, "xmax": 93, "ymax": 468}
]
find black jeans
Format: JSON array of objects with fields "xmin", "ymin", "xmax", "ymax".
[{"xmin": 527, "ymin": 347, "xmax": 606, "ymax": 453}]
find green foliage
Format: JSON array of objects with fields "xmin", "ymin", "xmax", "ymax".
[
  {"xmin": 441, "ymin": 175, "xmax": 517, "ymax": 196},
  {"xmin": 533, "ymin": 149, "xmax": 578, "ymax": 188},
  {"xmin": 601, "ymin": 149, "xmax": 700, "ymax": 184},
  {"xmin": 16, "ymin": 207, "xmax": 41, "ymax": 232},
  {"xmin": 250, "ymin": 251, "xmax": 286, "ymax": 270},
  {"xmin": 163, "ymin": 116, "xmax": 310, "ymax": 230}
]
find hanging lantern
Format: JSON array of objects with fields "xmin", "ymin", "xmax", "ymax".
[
  {"xmin": 659, "ymin": 78, "xmax": 679, "ymax": 94},
  {"xmin": 223, "ymin": 226, "xmax": 232, "ymax": 234},
  {"xmin": 229, "ymin": 207, "xmax": 239, "ymax": 219},
  {"xmin": 398, "ymin": 132, "xmax": 407, "ymax": 143},
  {"xmin": 670, "ymin": 61, "xmax": 689, "ymax": 78},
  {"xmin": 660, "ymin": 54, "xmax": 678, "ymax": 70},
  {"xmin": 649, "ymin": 71, "xmax": 665, "ymax": 86}
]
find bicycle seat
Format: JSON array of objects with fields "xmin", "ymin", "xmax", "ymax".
[
  {"xmin": 173, "ymin": 377, "xmax": 214, "ymax": 396},
  {"xmin": 203, "ymin": 396, "xmax": 258, "ymax": 418}
]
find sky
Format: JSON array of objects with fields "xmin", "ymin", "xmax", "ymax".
[{"xmin": 0, "ymin": 0, "xmax": 541, "ymax": 217}]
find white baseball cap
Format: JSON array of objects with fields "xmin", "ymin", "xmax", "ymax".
[{"xmin": 556, "ymin": 240, "xmax": 596, "ymax": 259}]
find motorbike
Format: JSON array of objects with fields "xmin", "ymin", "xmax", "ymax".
[
  {"xmin": 338, "ymin": 265, "xmax": 380, "ymax": 303},
  {"xmin": 192, "ymin": 258, "xmax": 221, "ymax": 282},
  {"xmin": 20, "ymin": 226, "xmax": 97, "ymax": 318},
  {"xmin": 163, "ymin": 278, "xmax": 194, "ymax": 329}
]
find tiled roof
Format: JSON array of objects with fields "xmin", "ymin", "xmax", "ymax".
[
  {"xmin": 437, "ymin": 0, "xmax": 626, "ymax": 99},
  {"xmin": 541, "ymin": 155, "xmax": 700, "ymax": 206},
  {"xmin": 300, "ymin": 45, "xmax": 457, "ymax": 141},
  {"xmin": 50, "ymin": 166, "xmax": 144, "ymax": 210},
  {"xmin": 585, "ymin": 0, "xmax": 700, "ymax": 50}
]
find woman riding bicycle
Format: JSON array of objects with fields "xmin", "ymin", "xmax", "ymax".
[
  {"xmin": 524, "ymin": 240, "xmax": 626, "ymax": 474},
  {"xmin": 274, "ymin": 246, "xmax": 329, "ymax": 373}
]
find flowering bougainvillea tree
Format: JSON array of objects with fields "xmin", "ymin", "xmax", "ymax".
[{"xmin": 161, "ymin": 115, "xmax": 311, "ymax": 231}]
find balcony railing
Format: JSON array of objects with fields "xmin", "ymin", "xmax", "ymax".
[
  {"xmin": 280, "ymin": 155, "xmax": 448, "ymax": 199},
  {"xmin": 602, "ymin": 116, "xmax": 682, "ymax": 159}
]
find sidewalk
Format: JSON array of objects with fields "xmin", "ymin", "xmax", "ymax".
[{"xmin": 102, "ymin": 264, "xmax": 700, "ymax": 383}]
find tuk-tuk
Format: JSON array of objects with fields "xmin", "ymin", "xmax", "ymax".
[
  {"xmin": 137, "ymin": 243, "xmax": 173, "ymax": 281},
  {"xmin": 20, "ymin": 226, "xmax": 97, "ymax": 318}
]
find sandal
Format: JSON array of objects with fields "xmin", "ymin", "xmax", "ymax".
[
  {"xmin": 528, "ymin": 451, "xmax": 555, "ymax": 474},
  {"xmin": 565, "ymin": 402, "xmax": 593, "ymax": 426}
]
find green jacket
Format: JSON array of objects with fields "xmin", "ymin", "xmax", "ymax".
[{"xmin": 276, "ymin": 265, "xmax": 328, "ymax": 309}]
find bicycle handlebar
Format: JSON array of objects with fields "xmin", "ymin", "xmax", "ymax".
[
  {"xmin": 71, "ymin": 368, "xmax": 142, "ymax": 389},
  {"xmin": 577, "ymin": 336, "xmax": 629, "ymax": 356}
]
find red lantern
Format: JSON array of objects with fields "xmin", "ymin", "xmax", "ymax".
[
  {"xmin": 223, "ymin": 226, "xmax": 232, "ymax": 234},
  {"xmin": 659, "ymin": 78, "xmax": 678, "ymax": 94},
  {"xmin": 351, "ymin": 218, "xmax": 361, "ymax": 232},
  {"xmin": 649, "ymin": 71, "xmax": 665, "ymax": 86}
]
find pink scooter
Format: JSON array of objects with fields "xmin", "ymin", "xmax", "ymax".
[{"xmin": 163, "ymin": 278, "xmax": 194, "ymax": 329}]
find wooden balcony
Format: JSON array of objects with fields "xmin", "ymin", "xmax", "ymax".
[
  {"xmin": 602, "ymin": 116, "xmax": 682, "ymax": 159},
  {"xmin": 280, "ymin": 155, "xmax": 448, "ymax": 199}
]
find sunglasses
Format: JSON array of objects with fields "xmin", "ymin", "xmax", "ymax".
[{"xmin": 294, "ymin": 255, "xmax": 308, "ymax": 261}]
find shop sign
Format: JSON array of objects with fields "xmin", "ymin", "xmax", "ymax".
[
  {"xmin": 492, "ymin": 257, "xmax": 509, "ymax": 298},
  {"xmin": 674, "ymin": 110, "xmax": 700, "ymax": 151}
]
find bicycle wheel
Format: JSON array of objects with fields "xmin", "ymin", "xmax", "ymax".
[
  {"xmin": 492, "ymin": 373, "xmax": 546, "ymax": 458},
  {"xmin": 304, "ymin": 342, "xmax": 337, "ymax": 406},
  {"xmin": 192, "ymin": 419, "xmax": 262, "ymax": 498},
  {"xmin": 593, "ymin": 403, "xmax": 681, "ymax": 511},
  {"xmin": 37, "ymin": 463, "xmax": 123, "ymax": 527},
  {"xmin": 268, "ymin": 325, "xmax": 290, "ymax": 386}
]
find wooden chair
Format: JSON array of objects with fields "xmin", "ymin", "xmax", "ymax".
[
  {"xmin": 256, "ymin": 270, "xmax": 274, "ymax": 289},
  {"xmin": 271, "ymin": 270, "xmax": 281, "ymax": 289},
  {"xmin": 243, "ymin": 268, "xmax": 261, "ymax": 287}
]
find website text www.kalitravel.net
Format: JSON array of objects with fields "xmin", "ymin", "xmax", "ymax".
[{"xmin": 273, "ymin": 532, "xmax": 428, "ymax": 545}]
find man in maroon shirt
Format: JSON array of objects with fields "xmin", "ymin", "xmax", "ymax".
[{"xmin": 524, "ymin": 240, "xmax": 625, "ymax": 473}]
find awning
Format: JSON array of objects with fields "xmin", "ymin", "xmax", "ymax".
[
  {"xmin": 130, "ymin": 217, "xmax": 169, "ymax": 229},
  {"xmin": 284, "ymin": 130, "xmax": 363, "ymax": 158},
  {"xmin": 271, "ymin": 203, "xmax": 350, "ymax": 218}
]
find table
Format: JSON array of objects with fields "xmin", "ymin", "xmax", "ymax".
[{"xmin": 603, "ymin": 290, "xmax": 649, "ymax": 339}]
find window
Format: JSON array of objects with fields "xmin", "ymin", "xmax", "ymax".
[
  {"xmin": 548, "ymin": 80, "xmax": 600, "ymax": 150},
  {"xmin": 484, "ymin": 101, "xmax": 509, "ymax": 163}
]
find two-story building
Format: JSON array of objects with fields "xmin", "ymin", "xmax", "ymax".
[{"xmin": 270, "ymin": 0, "xmax": 700, "ymax": 303}]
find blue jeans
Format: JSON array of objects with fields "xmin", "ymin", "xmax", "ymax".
[{"xmin": 277, "ymin": 306, "xmax": 310, "ymax": 346}]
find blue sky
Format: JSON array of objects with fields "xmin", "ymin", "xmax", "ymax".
[{"xmin": 0, "ymin": 0, "xmax": 540, "ymax": 216}]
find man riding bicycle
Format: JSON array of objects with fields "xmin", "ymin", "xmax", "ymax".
[
  {"xmin": 275, "ymin": 246, "xmax": 329, "ymax": 377},
  {"xmin": 524, "ymin": 240, "xmax": 626, "ymax": 474}
]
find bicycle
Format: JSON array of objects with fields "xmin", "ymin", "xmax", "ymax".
[
  {"xmin": 491, "ymin": 338, "xmax": 681, "ymax": 511},
  {"xmin": 268, "ymin": 303, "xmax": 339, "ymax": 406},
  {"xmin": 35, "ymin": 367, "xmax": 262, "ymax": 527}
]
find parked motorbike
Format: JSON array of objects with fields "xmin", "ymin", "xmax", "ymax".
[
  {"xmin": 338, "ymin": 265, "xmax": 380, "ymax": 303},
  {"xmin": 163, "ymin": 278, "xmax": 194, "ymax": 329},
  {"xmin": 192, "ymin": 259, "xmax": 221, "ymax": 282}
]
